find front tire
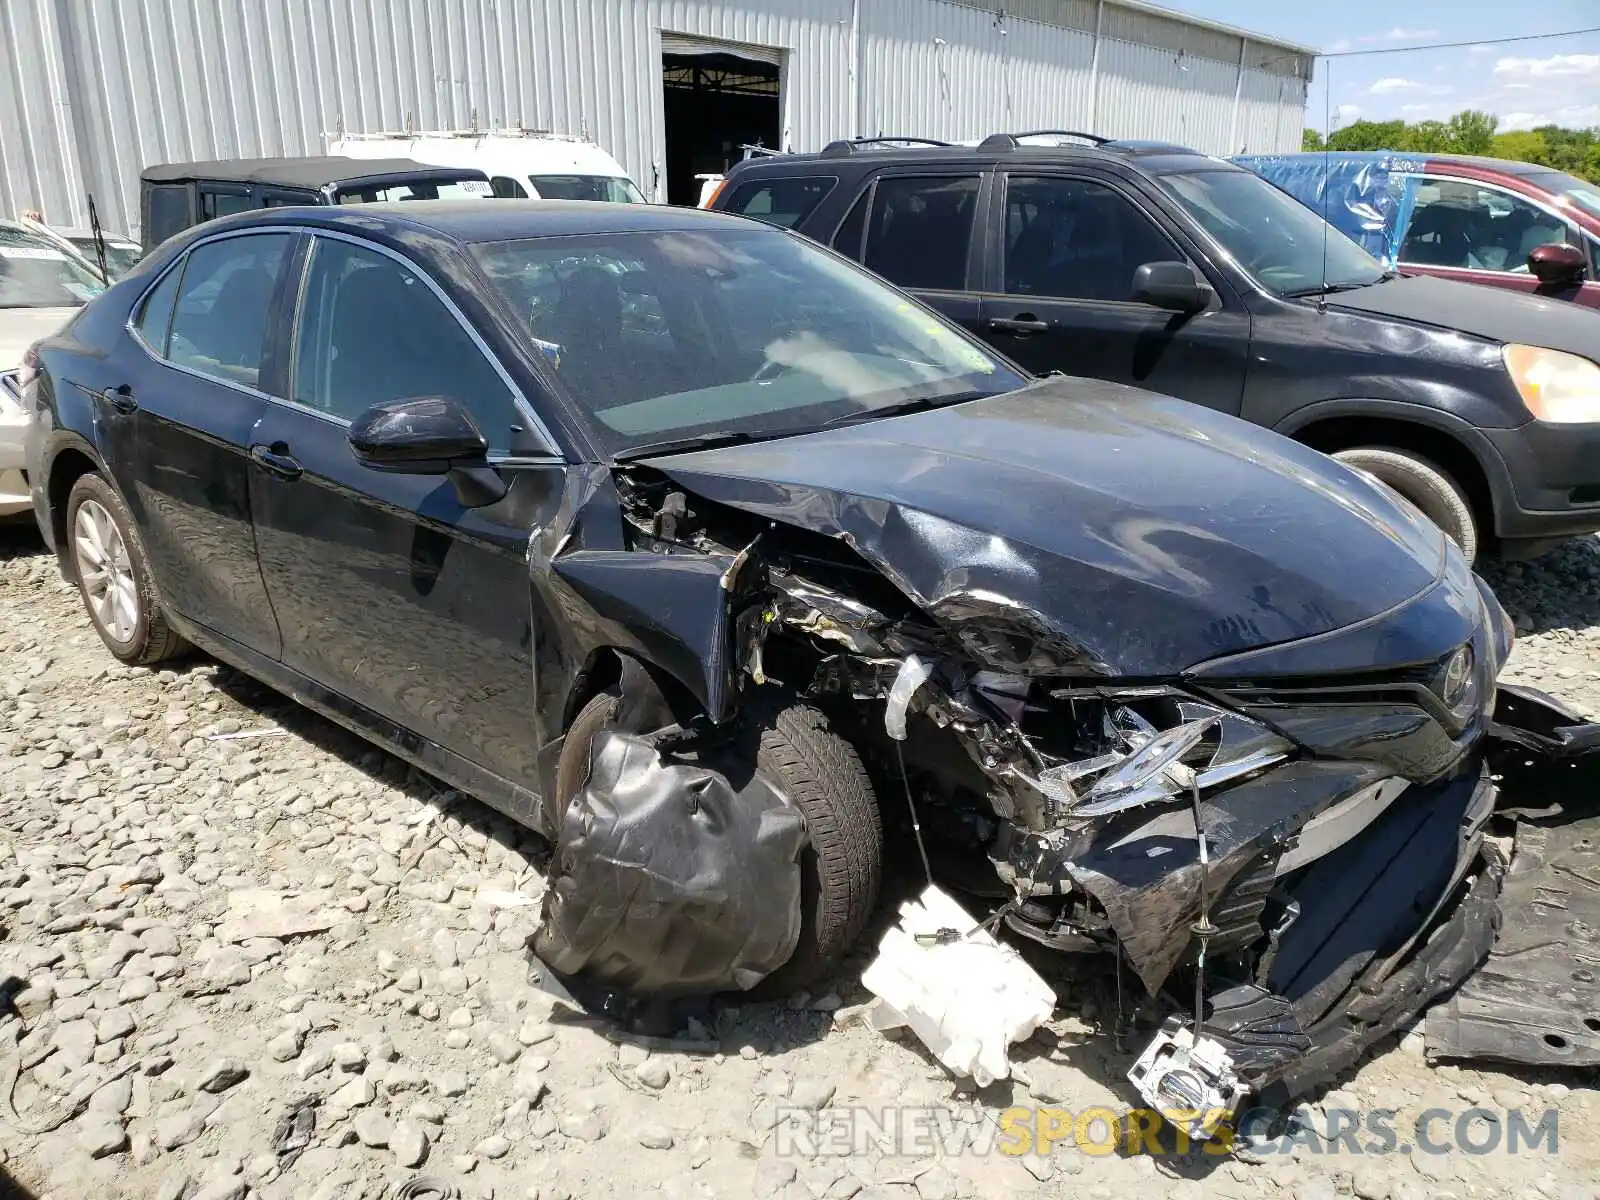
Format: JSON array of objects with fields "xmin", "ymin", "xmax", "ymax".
[
  {"xmin": 1333, "ymin": 446, "xmax": 1479, "ymax": 563},
  {"xmin": 556, "ymin": 688, "xmax": 882, "ymax": 993},
  {"xmin": 65, "ymin": 473, "xmax": 186, "ymax": 665}
]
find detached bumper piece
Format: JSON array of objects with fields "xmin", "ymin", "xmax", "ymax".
[{"xmin": 1426, "ymin": 684, "xmax": 1600, "ymax": 1067}]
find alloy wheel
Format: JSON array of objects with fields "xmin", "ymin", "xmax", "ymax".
[{"xmin": 73, "ymin": 498, "xmax": 139, "ymax": 643}]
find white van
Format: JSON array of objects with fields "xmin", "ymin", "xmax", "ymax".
[{"xmin": 328, "ymin": 130, "xmax": 647, "ymax": 204}]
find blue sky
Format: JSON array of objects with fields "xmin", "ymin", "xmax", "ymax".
[{"xmin": 1164, "ymin": 0, "xmax": 1600, "ymax": 132}]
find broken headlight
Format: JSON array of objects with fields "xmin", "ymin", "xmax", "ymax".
[
  {"xmin": 1436, "ymin": 642, "xmax": 1478, "ymax": 725},
  {"xmin": 1032, "ymin": 692, "xmax": 1294, "ymax": 820}
]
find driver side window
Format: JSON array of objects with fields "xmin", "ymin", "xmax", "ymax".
[
  {"xmin": 1001, "ymin": 176, "xmax": 1183, "ymax": 301},
  {"xmin": 291, "ymin": 237, "xmax": 526, "ymax": 453},
  {"xmin": 1400, "ymin": 178, "xmax": 1575, "ymax": 273}
]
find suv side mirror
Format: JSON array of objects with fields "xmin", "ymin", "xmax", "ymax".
[
  {"xmin": 1133, "ymin": 261, "xmax": 1214, "ymax": 312},
  {"xmin": 1527, "ymin": 242, "xmax": 1586, "ymax": 286},
  {"xmin": 348, "ymin": 397, "xmax": 507, "ymax": 507}
]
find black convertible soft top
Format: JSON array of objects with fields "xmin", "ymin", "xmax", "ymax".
[{"xmin": 139, "ymin": 156, "xmax": 485, "ymax": 189}]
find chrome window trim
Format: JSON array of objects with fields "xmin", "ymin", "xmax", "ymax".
[
  {"xmin": 292, "ymin": 228, "xmax": 562, "ymax": 456},
  {"xmin": 1398, "ymin": 172, "xmax": 1583, "ymax": 276},
  {"xmin": 123, "ymin": 223, "xmax": 564, "ymax": 457}
]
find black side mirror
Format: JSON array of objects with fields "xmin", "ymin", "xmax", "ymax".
[
  {"xmin": 348, "ymin": 397, "xmax": 507, "ymax": 507},
  {"xmin": 1133, "ymin": 261, "xmax": 1215, "ymax": 312},
  {"xmin": 1527, "ymin": 242, "xmax": 1586, "ymax": 286}
]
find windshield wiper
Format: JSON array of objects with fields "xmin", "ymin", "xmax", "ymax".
[
  {"xmin": 613, "ymin": 430, "xmax": 761, "ymax": 461},
  {"xmin": 820, "ymin": 391, "xmax": 989, "ymax": 430},
  {"xmin": 1282, "ymin": 280, "xmax": 1382, "ymax": 298}
]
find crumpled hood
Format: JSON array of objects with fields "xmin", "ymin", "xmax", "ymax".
[
  {"xmin": 0, "ymin": 307, "xmax": 77, "ymax": 371},
  {"xmin": 649, "ymin": 378, "xmax": 1447, "ymax": 676},
  {"xmin": 1327, "ymin": 274, "xmax": 1600, "ymax": 358}
]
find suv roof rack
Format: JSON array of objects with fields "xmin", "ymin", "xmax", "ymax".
[
  {"xmin": 977, "ymin": 130, "xmax": 1109, "ymax": 151},
  {"xmin": 819, "ymin": 136, "xmax": 953, "ymax": 156}
]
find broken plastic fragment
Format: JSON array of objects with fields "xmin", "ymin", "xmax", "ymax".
[
  {"xmin": 860, "ymin": 885, "xmax": 1056, "ymax": 1087},
  {"xmin": 884, "ymin": 654, "xmax": 933, "ymax": 741}
]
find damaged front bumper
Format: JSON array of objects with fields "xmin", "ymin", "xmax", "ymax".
[{"xmin": 1124, "ymin": 682, "xmax": 1600, "ymax": 1127}]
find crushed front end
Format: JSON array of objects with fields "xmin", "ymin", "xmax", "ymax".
[
  {"xmin": 678, "ymin": 482, "xmax": 1598, "ymax": 1122},
  {"xmin": 540, "ymin": 412, "xmax": 1600, "ymax": 1121}
]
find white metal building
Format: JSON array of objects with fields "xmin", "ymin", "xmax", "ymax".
[{"xmin": 0, "ymin": 0, "xmax": 1314, "ymax": 229}]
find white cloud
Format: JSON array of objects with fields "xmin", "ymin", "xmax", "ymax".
[
  {"xmin": 1494, "ymin": 53, "xmax": 1600, "ymax": 80},
  {"xmin": 1499, "ymin": 111, "xmax": 1547, "ymax": 132},
  {"xmin": 1369, "ymin": 78, "xmax": 1453, "ymax": 97},
  {"xmin": 1334, "ymin": 103, "xmax": 1362, "ymax": 125},
  {"xmin": 1385, "ymin": 27, "xmax": 1440, "ymax": 41},
  {"xmin": 1327, "ymin": 38, "xmax": 1352, "ymax": 53}
]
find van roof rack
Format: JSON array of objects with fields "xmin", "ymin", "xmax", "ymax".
[
  {"xmin": 977, "ymin": 130, "xmax": 1109, "ymax": 151},
  {"xmin": 819, "ymin": 136, "xmax": 953, "ymax": 156}
]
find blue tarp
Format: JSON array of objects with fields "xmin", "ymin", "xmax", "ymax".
[{"xmin": 1232, "ymin": 152, "xmax": 1427, "ymax": 268}]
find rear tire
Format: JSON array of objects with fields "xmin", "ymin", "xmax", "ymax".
[
  {"xmin": 65, "ymin": 473, "xmax": 187, "ymax": 666},
  {"xmin": 556, "ymin": 687, "xmax": 882, "ymax": 994},
  {"xmin": 1333, "ymin": 446, "xmax": 1479, "ymax": 563}
]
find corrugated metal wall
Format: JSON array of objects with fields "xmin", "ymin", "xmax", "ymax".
[{"xmin": 0, "ymin": 0, "xmax": 1310, "ymax": 234}]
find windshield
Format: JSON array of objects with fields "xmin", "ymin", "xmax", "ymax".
[
  {"xmin": 528, "ymin": 175, "xmax": 647, "ymax": 204},
  {"xmin": 67, "ymin": 237, "xmax": 143, "ymax": 278},
  {"xmin": 1159, "ymin": 168, "xmax": 1388, "ymax": 296},
  {"xmin": 1523, "ymin": 170, "xmax": 1600, "ymax": 220},
  {"xmin": 472, "ymin": 228, "xmax": 1025, "ymax": 454},
  {"xmin": 0, "ymin": 228, "xmax": 106, "ymax": 308}
]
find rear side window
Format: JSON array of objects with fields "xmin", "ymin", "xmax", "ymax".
[
  {"xmin": 167, "ymin": 234, "xmax": 292, "ymax": 390},
  {"xmin": 145, "ymin": 184, "xmax": 190, "ymax": 247},
  {"xmin": 492, "ymin": 176, "xmax": 530, "ymax": 198},
  {"xmin": 199, "ymin": 189, "xmax": 254, "ymax": 222},
  {"xmin": 861, "ymin": 176, "xmax": 980, "ymax": 291},
  {"xmin": 724, "ymin": 177, "xmax": 837, "ymax": 229},
  {"xmin": 134, "ymin": 263, "xmax": 185, "ymax": 354}
]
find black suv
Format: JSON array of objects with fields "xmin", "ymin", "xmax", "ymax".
[{"xmin": 710, "ymin": 132, "xmax": 1600, "ymax": 563}]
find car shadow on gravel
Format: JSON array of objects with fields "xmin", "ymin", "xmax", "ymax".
[
  {"xmin": 0, "ymin": 521, "xmax": 46, "ymax": 563},
  {"xmin": 1479, "ymin": 535, "xmax": 1600, "ymax": 636}
]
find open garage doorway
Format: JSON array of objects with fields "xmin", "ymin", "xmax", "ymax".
[{"xmin": 660, "ymin": 38, "xmax": 781, "ymax": 206}]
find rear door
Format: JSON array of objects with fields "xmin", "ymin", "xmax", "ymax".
[
  {"xmin": 1398, "ymin": 173, "xmax": 1600, "ymax": 307},
  {"xmin": 111, "ymin": 229, "xmax": 294, "ymax": 655},
  {"xmin": 247, "ymin": 231, "xmax": 555, "ymax": 792},
  {"xmin": 976, "ymin": 171, "xmax": 1250, "ymax": 412},
  {"xmin": 825, "ymin": 170, "xmax": 989, "ymax": 337}
]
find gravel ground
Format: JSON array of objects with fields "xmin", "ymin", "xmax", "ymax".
[{"xmin": 1, "ymin": 521, "xmax": 1596, "ymax": 1200}]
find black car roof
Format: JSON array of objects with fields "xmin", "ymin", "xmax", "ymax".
[
  {"xmin": 723, "ymin": 137, "xmax": 1230, "ymax": 180},
  {"xmin": 140, "ymin": 156, "xmax": 486, "ymax": 188},
  {"xmin": 203, "ymin": 198, "xmax": 756, "ymax": 243}
]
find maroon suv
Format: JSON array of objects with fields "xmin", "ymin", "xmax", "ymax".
[{"xmin": 1238, "ymin": 152, "xmax": 1600, "ymax": 308}]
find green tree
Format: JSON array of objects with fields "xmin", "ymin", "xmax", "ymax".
[
  {"xmin": 1399, "ymin": 121, "xmax": 1452, "ymax": 153},
  {"xmin": 1303, "ymin": 110, "xmax": 1597, "ymax": 180},
  {"xmin": 1445, "ymin": 110, "xmax": 1498, "ymax": 155},
  {"xmin": 1326, "ymin": 119, "xmax": 1407, "ymax": 151},
  {"xmin": 1490, "ymin": 130, "xmax": 1551, "ymax": 166}
]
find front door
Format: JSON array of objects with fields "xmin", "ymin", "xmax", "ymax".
[
  {"xmin": 247, "ymin": 233, "xmax": 551, "ymax": 790},
  {"xmin": 978, "ymin": 173, "xmax": 1251, "ymax": 412},
  {"xmin": 829, "ymin": 171, "xmax": 988, "ymax": 337},
  {"xmin": 1397, "ymin": 174, "xmax": 1600, "ymax": 308},
  {"xmin": 105, "ymin": 230, "xmax": 294, "ymax": 656}
]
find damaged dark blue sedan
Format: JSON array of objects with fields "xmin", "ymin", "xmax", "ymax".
[{"xmin": 22, "ymin": 200, "xmax": 1600, "ymax": 1123}]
